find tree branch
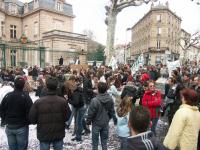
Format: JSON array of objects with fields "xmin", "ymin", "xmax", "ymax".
[{"xmin": 117, "ymin": 1, "xmax": 143, "ymax": 12}]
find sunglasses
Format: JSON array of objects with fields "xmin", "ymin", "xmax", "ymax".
[{"xmin": 149, "ymin": 85, "xmax": 155, "ymax": 87}]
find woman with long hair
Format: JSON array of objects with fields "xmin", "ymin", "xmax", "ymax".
[
  {"xmin": 164, "ymin": 88, "xmax": 200, "ymax": 150},
  {"xmin": 116, "ymin": 96, "xmax": 132, "ymax": 150}
]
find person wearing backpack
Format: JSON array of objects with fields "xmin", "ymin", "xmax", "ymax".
[
  {"xmin": 66, "ymin": 79, "xmax": 85, "ymax": 142},
  {"xmin": 86, "ymin": 82, "xmax": 116, "ymax": 150}
]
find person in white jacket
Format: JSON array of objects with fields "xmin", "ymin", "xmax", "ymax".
[
  {"xmin": 0, "ymin": 82, "xmax": 13, "ymax": 103},
  {"xmin": 107, "ymin": 76, "xmax": 122, "ymax": 104},
  {"xmin": 163, "ymin": 88, "xmax": 200, "ymax": 150}
]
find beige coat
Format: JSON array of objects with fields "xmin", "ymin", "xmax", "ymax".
[{"xmin": 163, "ymin": 104, "xmax": 200, "ymax": 150}]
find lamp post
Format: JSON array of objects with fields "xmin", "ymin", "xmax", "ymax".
[{"xmin": 125, "ymin": 28, "xmax": 132, "ymax": 64}]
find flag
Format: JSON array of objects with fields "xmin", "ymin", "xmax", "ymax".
[
  {"xmin": 131, "ymin": 53, "xmax": 144, "ymax": 74},
  {"xmin": 166, "ymin": 60, "xmax": 181, "ymax": 77},
  {"xmin": 108, "ymin": 56, "xmax": 118, "ymax": 70}
]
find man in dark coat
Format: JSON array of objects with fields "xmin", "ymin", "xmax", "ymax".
[
  {"xmin": 32, "ymin": 66, "xmax": 38, "ymax": 81},
  {"xmin": 0, "ymin": 76, "xmax": 33, "ymax": 150},
  {"xmin": 29, "ymin": 77, "xmax": 71, "ymax": 150},
  {"xmin": 59, "ymin": 56, "xmax": 63, "ymax": 66}
]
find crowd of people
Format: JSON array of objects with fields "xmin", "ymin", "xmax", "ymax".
[{"xmin": 0, "ymin": 61, "xmax": 200, "ymax": 150}]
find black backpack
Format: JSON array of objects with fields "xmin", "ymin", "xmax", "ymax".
[{"xmin": 68, "ymin": 87, "xmax": 84, "ymax": 108}]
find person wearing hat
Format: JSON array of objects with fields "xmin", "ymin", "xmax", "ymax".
[
  {"xmin": 0, "ymin": 76, "xmax": 33, "ymax": 150},
  {"xmin": 29, "ymin": 77, "xmax": 71, "ymax": 150}
]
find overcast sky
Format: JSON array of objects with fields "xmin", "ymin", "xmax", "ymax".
[{"xmin": 21, "ymin": 0, "xmax": 200, "ymax": 45}]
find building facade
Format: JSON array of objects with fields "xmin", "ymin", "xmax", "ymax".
[
  {"xmin": 0, "ymin": 0, "xmax": 87, "ymax": 67},
  {"xmin": 131, "ymin": 2, "xmax": 181, "ymax": 65}
]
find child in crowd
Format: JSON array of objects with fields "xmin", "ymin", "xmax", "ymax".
[{"xmin": 116, "ymin": 96, "xmax": 132, "ymax": 150}]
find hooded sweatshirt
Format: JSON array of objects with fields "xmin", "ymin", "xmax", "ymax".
[
  {"xmin": 125, "ymin": 131, "xmax": 167, "ymax": 150},
  {"xmin": 86, "ymin": 93, "xmax": 115, "ymax": 127}
]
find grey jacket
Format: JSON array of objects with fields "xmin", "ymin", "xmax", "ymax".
[{"xmin": 86, "ymin": 93, "xmax": 116, "ymax": 127}]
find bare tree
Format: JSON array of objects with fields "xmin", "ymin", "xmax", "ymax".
[
  {"xmin": 82, "ymin": 29, "xmax": 96, "ymax": 40},
  {"xmin": 105, "ymin": 0, "xmax": 157, "ymax": 63},
  {"xmin": 191, "ymin": 0, "xmax": 200, "ymax": 5},
  {"xmin": 179, "ymin": 32, "xmax": 200, "ymax": 60}
]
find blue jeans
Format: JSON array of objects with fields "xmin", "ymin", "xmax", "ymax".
[
  {"xmin": 5, "ymin": 126, "xmax": 29, "ymax": 150},
  {"xmin": 119, "ymin": 136, "xmax": 127, "ymax": 150},
  {"xmin": 151, "ymin": 118, "xmax": 159, "ymax": 135},
  {"xmin": 40, "ymin": 140, "xmax": 63, "ymax": 150},
  {"xmin": 76, "ymin": 106, "xmax": 86, "ymax": 140},
  {"xmin": 92, "ymin": 125, "xmax": 109, "ymax": 150},
  {"xmin": 66, "ymin": 105, "xmax": 77, "ymax": 126}
]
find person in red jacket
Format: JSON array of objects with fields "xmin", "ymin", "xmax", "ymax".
[{"xmin": 142, "ymin": 80, "xmax": 161, "ymax": 135}]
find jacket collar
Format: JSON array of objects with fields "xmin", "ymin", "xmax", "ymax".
[
  {"xmin": 46, "ymin": 90, "xmax": 57, "ymax": 95},
  {"xmin": 180, "ymin": 104, "xmax": 199, "ymax": 111}
]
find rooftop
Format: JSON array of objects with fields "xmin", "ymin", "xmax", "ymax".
[
  {"xmin": 132, "ymin": 2, "xmax": 182, "ymax": 29},
  {"xmin": 1, "ymin": 0, "xmax": 74, "ymax": 17}
]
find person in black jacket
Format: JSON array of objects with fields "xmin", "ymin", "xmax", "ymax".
[
  {"xmin": 165, "ymin": 77, "xmax": 184, "ymax": 125},
  {"xmin": 191, "ymin": 76, "xmax": 200, "ymax": 107},
  {"xmin": 82, "ymin": 70, "xmax": 94, "ymax": 134},
  {"xmin": 32, "ymin": 66, "xmax": 38, "ymax": 81},
  {"xmin": 121, "ymin": 81, "xmax": 137, "ymax": 106},
  {"xmin": 0, "ymin": 76, "xmax": 33, "ymax": 150},
  {"xmin": 86, "ymin": 82, "xmax": 116, "ymax": 150},
  {"xmin": 29, "ymin": 77, "xmax": 71, "ymax": 150},
  {"xmin": 65, "ymin": 77, "xmax": 85, "ymax": 142}
]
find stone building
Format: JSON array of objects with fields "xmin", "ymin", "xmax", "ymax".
[
  {"xmin": 131, "ymin": 2, "xmax": 181, "ymax": 65},
  {"xmin": 0, "ymin": 0, "xmax": 87, "ymax": 67}
]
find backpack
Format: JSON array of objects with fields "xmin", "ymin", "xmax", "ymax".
[
  {"xmin": 68, "ymin": 87, "xmax": 84, "ymax": 108},
  {"xmin": 94, "ymin": 99, "xmax": 110, "ymax": 127}
]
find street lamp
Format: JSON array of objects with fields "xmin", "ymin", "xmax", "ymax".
[{"xmin": 125, "ymin": 28, "xmax": 132, "ymax": 63}]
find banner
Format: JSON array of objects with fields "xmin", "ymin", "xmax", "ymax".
[
  {"xmin": 131, "ymin": 53, "xmax": 144, "ymax": 74},
  {"xmin": 166, "ymin": 60, "xmax": 181, "ymax": 77},
  {"xmin": 108, "ymin": 56, "xmax": 118, "ymax": 70}
]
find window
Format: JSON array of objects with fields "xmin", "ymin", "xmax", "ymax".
[
  {"xmin": 157, "ymin": 27, "xmax": 161, "ymax": 35},
  {"xmin": 157, "ymin": 15, "xmax": 161, "ymax": 22},
  {"xmin": 10, "ymin": 25, "xmax": 16, "ymax": 39},
  {"xmin": 34, "ymin": 0, "xmax": 39, "ymax": 8},
  {"xmin": 56, "ymin": 1, "xmax": 63, "ymax": 11},
  {"xmin": 24, "ymin": 3, "xmax": 28, "ymax": 13},
  {"xmin": 157, "ymin": 40, "xmax": 161, "ymax": 50},
  {"xmin": 24, "ymin": 25, "xmax": 28, "ymax": 36},
  {"xmin": 34, "ymin": 22, "xmax": 38, "ymax": 36},
  {"xmin": 1, "ymin": 21, "xmax": 5, "ymax": 37},
  {"xmin": 53, "ymin": 19, "xmax": 64, "ymax": 30},
  {"xmin": 9, "ymin": 3, "xmax": 17, "ymax": 14}
]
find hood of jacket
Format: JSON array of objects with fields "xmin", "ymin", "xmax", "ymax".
[
  {"xmin": 180, "ymin": 104, "xmax": 199, "ymax": 111},
  {"xmin": 96, "ymin": 93, "xmax": 113, "ymax": 104}
]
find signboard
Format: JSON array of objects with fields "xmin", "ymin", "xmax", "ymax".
[
  {"xmin": 70, "ymin": 64, "xmax": 88, "ymax": 72},
  {"xmin": 166, "ymin": 60, "xmax": 181, "ymax": 77}
]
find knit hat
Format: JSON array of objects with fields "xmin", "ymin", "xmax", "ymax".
[
  {"xmin": 46, "ymin": 77, "xmax": 58, "ymax": 91},
  {"xmin": 14, "ymin": 76, "xmax": 25, "ymax": 90}
]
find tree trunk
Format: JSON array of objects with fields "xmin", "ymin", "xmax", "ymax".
[{"xmin": 106, "ymin": 12, "xmax": 117, "ymax": 64}]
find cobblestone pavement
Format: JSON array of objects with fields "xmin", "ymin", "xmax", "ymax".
[{"xmin": 0, "ymin": 123, "xmax": 120, "ymax": 150}]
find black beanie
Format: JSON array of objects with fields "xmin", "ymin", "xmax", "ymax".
[
  {"xmin": 46, "ymin": 77, "xmax": 58, "ymax": 91},
  {"xmin": 14, "ymin": 76, "xmax": 25, "ymax": 90}
]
